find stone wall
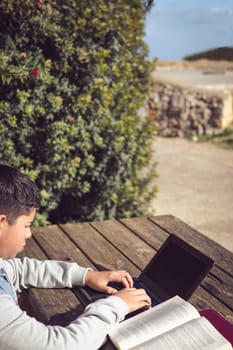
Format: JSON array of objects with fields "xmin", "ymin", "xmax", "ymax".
[{"xmin": 146, "ymin": 77, "xmax": 233, "ymax": 137}]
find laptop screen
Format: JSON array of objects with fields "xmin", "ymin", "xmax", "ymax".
[{"xmin": 140, "ymin": 234, "xmax": 214, "ymax": 301}]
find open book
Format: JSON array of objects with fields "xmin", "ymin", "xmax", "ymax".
[{"xmin": 108, "ymin": 296, "xmax": 232, "ymax": 350}]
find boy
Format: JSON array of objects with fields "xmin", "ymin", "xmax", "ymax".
[{"xmin": 0, "ymin": 164, "xmax": 151, "ymax": 350}]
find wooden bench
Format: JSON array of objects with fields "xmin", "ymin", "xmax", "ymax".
[{"xmin": 18, "ymin": 215, "xmax": 233, "ymax": 348}]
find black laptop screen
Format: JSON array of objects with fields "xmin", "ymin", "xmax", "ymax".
[{"xmin": 140, "ymin": 235, "xmax": 214, "ymax": 301}]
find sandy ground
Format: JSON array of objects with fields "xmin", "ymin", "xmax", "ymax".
[
  {"xmin": 152, "ymin": 60, "xmax": 233, "ymax": 92},
  {"xmin": 150, "ymin": 136, "xmax": 233, "ymax": 252},
  {"xmin": 155, "ymin": 59, "xmax": 233, "ymax": 71}
]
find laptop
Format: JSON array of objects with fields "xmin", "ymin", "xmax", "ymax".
[{"xmin": 79, "ymin": 234, "xmax": 214, "ymax": 314}]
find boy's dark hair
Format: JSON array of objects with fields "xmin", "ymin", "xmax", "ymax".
[{"xmin": 0, "ymin": 164, "xmax": 41, "ymax": 224}]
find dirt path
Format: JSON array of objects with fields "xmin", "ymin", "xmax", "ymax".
[{"xmin": 150, "ymin": 136, "xmax": 233, "ymax": 252}]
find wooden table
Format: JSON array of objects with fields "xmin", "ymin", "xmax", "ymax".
[{"xmin": 18, "ymin": 215, "xmax": 233, "ymax": 348}]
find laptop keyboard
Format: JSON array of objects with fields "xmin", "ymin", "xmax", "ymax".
[{"xmin": 108, "ymin": 278, "xmax": 160, "ymax": 308}]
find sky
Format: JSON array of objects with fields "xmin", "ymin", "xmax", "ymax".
[{"xmin": 144, "ymin": 0, "xmax": 233, "ymax": 60}]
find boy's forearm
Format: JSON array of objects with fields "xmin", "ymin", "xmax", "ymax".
[
  {"xmin": 0, "ymin": 293, "xmax": 127, "ymax": 350},
  {"xmin": 3, "ymin": 257, "xmax": 91, "ymax": 291}
]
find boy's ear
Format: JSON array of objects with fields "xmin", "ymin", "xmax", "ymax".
[{"xmin": 0, "ymin": 214, "xmax": 7, "ymax": 225}]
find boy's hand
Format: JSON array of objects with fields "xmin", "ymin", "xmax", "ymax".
[
  {"xmin": 85, "ymin": 270, "xmax": 133, "ymax": 294},
  {"xmin": 115, "ymin": 288, "xmax": 151, "ymax": 313}
]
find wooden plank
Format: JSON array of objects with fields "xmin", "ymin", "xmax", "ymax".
[
  {"xmin": 203, "ymin": 266, "xmax": 233, "ymax": 310},
  {"xmin": 90, "ymin": 219, "xmax": 155, "ymax": 271},
  {"xmin": 18, "ymin": 226, "xmax": 85, "ymax": 324},
  {"xmin": 150, "ymin": 215, "xmax": 233, "ymax": 275},
  {"xmin": 60, "ymin": 222, "xmax": 140, "ymax": 276},
  {"xmin": 31, "ymin": 224, "xmax": 100, "ymax": 312},
  {"xmin": 120, "ymin": 217, "xmax": 168, "ymax": 249},
  {"xmin": 190, "ymin": 286, "xmax": 233, "ymax": 323},
  {"xmin": 28, "ymin": 288, "xmax": 83, "ymax": 326},
  {"xmin": 32, "ymin": 225, "xmax": 95, "ymax": 268}
]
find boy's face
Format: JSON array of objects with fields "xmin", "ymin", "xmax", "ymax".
[{"xmin": 0, "ymin": 208, "xmax": 36, "ymax": 258}]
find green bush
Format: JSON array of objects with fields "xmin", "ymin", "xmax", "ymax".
[{"xmin": 0, "ymin": 0, "xmax": 157, "ymax": 225}]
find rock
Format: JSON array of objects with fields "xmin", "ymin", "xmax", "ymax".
[{"xmin": 147, "ymin": 80, "xmax": 230, "ymax": 137}]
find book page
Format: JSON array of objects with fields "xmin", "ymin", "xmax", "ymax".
[
  {"xmin": 108, "ymin": 296, "xmax": 200, "ymax": 350},
  {"xmin": 130, "ymin": 317, "xmax": 232, "ymax": 350}
]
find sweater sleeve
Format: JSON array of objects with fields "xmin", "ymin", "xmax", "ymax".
[
  {"xmin": 0, "ymin": 293, "xmax": 128, "ymax": 350},
  {"xmin": 3, "ymin": 257, "xmax": 90, "ymax": 292}
]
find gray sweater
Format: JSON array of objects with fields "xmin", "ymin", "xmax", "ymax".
[{"xmin": 0, "ymin": 257, "xmax": 128, "ymax": 350}]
